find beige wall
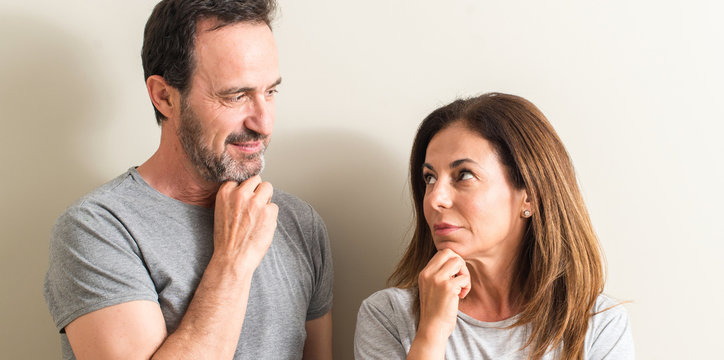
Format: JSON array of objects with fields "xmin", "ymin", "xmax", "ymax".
[{"xmin": 1, "ymin": 0, "xmax": 722, "ymax": 358}]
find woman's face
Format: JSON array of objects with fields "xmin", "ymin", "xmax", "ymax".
[{"xmin": 422, "ymin": 122, "xmax": 529, "ymax": 259}]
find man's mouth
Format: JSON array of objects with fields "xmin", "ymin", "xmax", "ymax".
[{"xmin": 230, "ymin": 141, "xmax": 263, "ymax": 154}]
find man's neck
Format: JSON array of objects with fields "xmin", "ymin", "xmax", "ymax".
[{"xmin": 137, "ymin": 129, "xmax": 218, "ymax": 208}]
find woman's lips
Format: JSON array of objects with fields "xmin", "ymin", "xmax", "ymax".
[{"xmin": 433, "ymin": 223, "xmax": 461, "ymax": 236}]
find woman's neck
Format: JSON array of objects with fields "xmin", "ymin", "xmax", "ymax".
[{"xmin": 458, "ymin": 252, "xmax": 522, "ymax": 322}]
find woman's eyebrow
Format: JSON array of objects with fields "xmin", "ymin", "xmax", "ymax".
[
  {"xmin": 450, "ymin": 158, "xmax": 477, "ymax": 168},
  {"xmin": 423, "ymin": 158, "xmax": 479, "ymax": 171}
]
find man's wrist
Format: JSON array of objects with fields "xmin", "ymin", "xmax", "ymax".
[{"xmin": 207, "ymin": 253, "xmax": 258, "ymax": 282}]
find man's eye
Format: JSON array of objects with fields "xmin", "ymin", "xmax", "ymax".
[
  {"xmin": 423, "ymin": 174, "xmax": 437, "ymax": 185},
  {"xmin": 266, "ymin": 89, "xmax": 278, "ymax": 97},
  {"xmin": 229, "ymin": 94, "xmax": 246, "ymax": 102}
]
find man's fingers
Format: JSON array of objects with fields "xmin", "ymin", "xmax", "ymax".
[
  {"xmin": 238, "ymin": 175, "xmax": 262, "ymax": 192},
  {"xmin": 217, "ymin": 180, "xmax": 240, "ymax": 195},
  {"xmin": 253, "ymin": 181, "xmax": 274, "ymax": 203}
]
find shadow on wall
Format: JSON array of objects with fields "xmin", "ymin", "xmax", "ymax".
[
  {"xmin": 0, "ymin": 14, "xmax": 110, "ymax": 358},
  {"xmin": 264, "ymin": 130, "xmax": 412, "ymax": 360}
]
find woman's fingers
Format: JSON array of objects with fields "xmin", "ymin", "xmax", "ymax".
[
  {"xmin": 416, "ymin": 249, "xmax": 470, "ymax": 345},
  {"xmin": 419, "ymin": 249, "xmax": 471, "ymax": 300},
  {"xmin": 438, "ymin": 257, "xmax": 470, "ymax": 298},
  {"xmin": 452, "ymin": 272, "xmax": 471, "ymax": 299},
  {"xmin": 425, "ymin": 248, "xmax": 460, "ymax": 268},
  {"xmin": 455, "ymin": 260, "xmax": 471, "ymax": 298}
]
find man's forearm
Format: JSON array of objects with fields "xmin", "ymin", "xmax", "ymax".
[{"xmin": 152, "ymin": 256, "xmax": 255, "ymax": 359}]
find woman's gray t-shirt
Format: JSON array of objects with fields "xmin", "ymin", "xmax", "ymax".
[{"xmin": 355, "ymin": 287, "xmax": 634, "ymax": 359}]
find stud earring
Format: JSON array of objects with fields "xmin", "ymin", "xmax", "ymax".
[{"xmin": 523, "ymin": 209, "xmax": 531, "ymax": 218}]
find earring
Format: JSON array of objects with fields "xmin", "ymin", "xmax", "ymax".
[{"xmin": 523, "ymin": 209, "xmax": 531, "ymax": 218}]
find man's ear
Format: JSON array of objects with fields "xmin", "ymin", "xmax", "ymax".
[{"xmin": 146, "ymin": 75, "xmax": 179, "ymax": 120}]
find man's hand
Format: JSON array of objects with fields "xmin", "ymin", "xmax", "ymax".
[{"xmin": 212, "ymin": 176, "xmax": 278, "ymax": 270}]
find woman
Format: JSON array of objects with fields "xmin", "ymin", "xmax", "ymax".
[{"xmin": 354, "ymin": 93, "xmax": 633, "ymax": 359}]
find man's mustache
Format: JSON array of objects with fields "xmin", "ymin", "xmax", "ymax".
[{"xmin": 225, "ymin": 130, "xmax": 267, "ymax": 144}]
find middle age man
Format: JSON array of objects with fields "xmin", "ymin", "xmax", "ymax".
[{"xmin": 43, "ymin": 1, "xmax": 333, "ymax": 359}]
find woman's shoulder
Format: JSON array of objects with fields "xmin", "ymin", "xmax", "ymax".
[
  {"xmin": 585, "ymin": 294, "xmax": 635, "ymax": 358},
  {"xmin": 588, "ymin": 294, "xmax": 633, "ymax": 343},
  {"xmin": 592, "ymin": 294, "xmax": 629, "ymax": 319},
  {"xmin": 362, "ymin": 287, "xmax": 416, "ymax": 309},
  {"xmin": 359, "ymin": 287, "xmax": 417, "ymax": 322},
  {"xmin": 355, "ymin": 288, "xmax": 418, "ymax": 358}
]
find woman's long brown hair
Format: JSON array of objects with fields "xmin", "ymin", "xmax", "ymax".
[{"xmin": 389, "ymin": 93, "xmax": 605, "ymax": 359}]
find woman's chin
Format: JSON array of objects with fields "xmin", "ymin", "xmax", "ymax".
[{"xmin": 435, "ymin": 241, "xmax": 466, "ymax": 256}]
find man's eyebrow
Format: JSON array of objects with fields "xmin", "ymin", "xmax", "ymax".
[{"xmin": 217, "ymin": 77, "xmax": 283, "ymax": 96}]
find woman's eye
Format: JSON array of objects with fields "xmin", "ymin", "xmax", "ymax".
[
  {"xmin": 423, "ymin": 174, "xmax": 437, "ymax": 185},
  {"xmin": 459, "ymin": 171, "xmax": 474, "ymax": 181}
]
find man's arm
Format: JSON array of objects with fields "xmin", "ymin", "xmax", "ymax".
[
  {"xmin": 65, "ymin": 177, "xmax": 277, "ymax": 360},
  {"xmin": 302, "ymin": 311, "xmax": 333, "ymax": 360},
  {"xmin": 65, "ymin": 301, "xmax": 167, "ymax": 360}
]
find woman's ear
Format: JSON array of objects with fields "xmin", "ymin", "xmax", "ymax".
[
  {"xmin": 520, "ymin": 189, "xmax": 533, "ymax": 218},
  {"xmin": 146, "ymin": 75, "xmax": 179, "ymax": 120}
]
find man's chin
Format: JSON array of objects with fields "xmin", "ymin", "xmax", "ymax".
[{"xmin": 218, "ymin": 163, "xmax": 264, "ymax": 183}]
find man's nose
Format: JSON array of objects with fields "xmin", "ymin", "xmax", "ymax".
[{"xmin": 245, "ymin": 95, "xmax": 274, "ymax": 136}]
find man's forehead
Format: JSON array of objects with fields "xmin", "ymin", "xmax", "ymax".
[
  {"xmin": 195, "ymin": 17, "xmax": 270, "ymax": 39},
  {"xmin": 189, "ymin": 19, "xmax": 279, "ymax": 91},
  {"xmin": 193, "ymin": 19, "xmax": 274, "ymax": 55}
]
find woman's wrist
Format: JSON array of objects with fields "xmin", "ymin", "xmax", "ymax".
[{"xmin": 407, "ymin": 323, "xmax": 448, "ymax": 360}]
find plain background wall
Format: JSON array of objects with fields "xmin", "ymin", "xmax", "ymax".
[{"xmin": 1, "ymin": 0, "xmax": 722, "ymax": 358}]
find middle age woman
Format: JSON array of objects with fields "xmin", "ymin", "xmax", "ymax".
[{"xmin": 354, "ymin": 93, "xmax": 633, "ymax": 359}]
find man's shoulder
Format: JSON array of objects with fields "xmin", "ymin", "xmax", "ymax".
[
  {"xmin": 62, "ymin": 169, "xmax": 136, "ymax": 211},
  {"xmin": 54, "ymin": 168, "xmax": 153, "ymax": 230},
  {"xmin": 271, "ymin": 187, "xmax": 320, "ymax": 221},
  {"xmin": 271, "ymin": 187, "xmax": 308, "ymax": 209}
]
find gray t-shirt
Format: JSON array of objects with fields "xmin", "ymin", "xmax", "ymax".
[
  {"xmin": 355, "ymin": 287, "xmax": 634, "ymax": 359},
  {"xmin": 44, "ymin": 168, "xmax": 333, "ymax": 360}
]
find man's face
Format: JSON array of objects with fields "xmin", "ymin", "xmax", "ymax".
[{"xmin": 176, "ymin": 20, "xmax": 280, "ymax": 183}]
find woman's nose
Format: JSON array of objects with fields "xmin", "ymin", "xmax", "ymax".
[{"xmin": 427, "ymin": 182, "xmax": 453, "ymax": 210}]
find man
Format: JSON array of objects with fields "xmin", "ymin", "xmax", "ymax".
[{"xmin": 43, "ymin": 1, "xmax": 333, "ymax": 359}]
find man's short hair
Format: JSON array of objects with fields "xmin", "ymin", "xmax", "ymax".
[{"xmin": 142, "ymin": 0, "xmax": 277, "ymax": 124}]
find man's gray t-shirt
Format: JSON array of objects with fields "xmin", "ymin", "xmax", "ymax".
[
  {"xmin": 355, "ymin": 287, "xmax": 634, "ymax": 359},
  {"xmin": 44, "ymin": 168, "xmax": 333, "ymax": 360}
]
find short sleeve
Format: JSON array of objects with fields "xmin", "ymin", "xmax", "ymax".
[
  {"xmin": 354, "ymin": 291, "xmax": 408, "ymax": 360},
  {"xmin": 305, "ymin": 205, "xmax": 334, "ymax": 320},
  {"xmin": 586, "ymin": 297, "xmax": 635, "ymax": 359},
  {"xmin": 43, "ymin": 203, "xmax": 158, "ymax": 332}
]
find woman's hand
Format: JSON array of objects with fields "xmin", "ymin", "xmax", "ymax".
[{"xmin": 408, "ymin": 249, "xmax": 471, "ymax": 359}]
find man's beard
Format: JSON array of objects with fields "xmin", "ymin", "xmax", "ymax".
[{"xmin": 177, "ymin": 97, "xmax": 269, "ymax": 183}]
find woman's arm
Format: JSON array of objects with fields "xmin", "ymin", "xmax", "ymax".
[{"xmin": 408, "ymin": 249, "xmax": 470, "ymax": 360}]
